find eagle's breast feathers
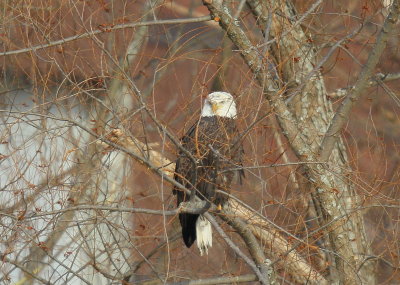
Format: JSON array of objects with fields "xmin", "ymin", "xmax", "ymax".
[{"xmin": 174, "ymin": 116, "xmax": 243, "ymax": 205}]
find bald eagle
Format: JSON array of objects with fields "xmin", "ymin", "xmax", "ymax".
[{"xmin": 173, "ymin": 92, "xmax": 244, "ymax": 255}]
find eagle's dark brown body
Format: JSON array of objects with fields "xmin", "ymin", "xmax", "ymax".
[{"xmin": 173, "ymin": 116, "xmax": 243, "ymax": 248}]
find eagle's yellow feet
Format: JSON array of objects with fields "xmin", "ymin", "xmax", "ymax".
[{"xmin": 217, "ymin": 204, "xmax": 222, "ymax": 211}]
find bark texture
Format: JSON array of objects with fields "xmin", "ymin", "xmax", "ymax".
[{"xmin": 203, "ymin": 0, "xmax": 399, "ymax": 283}]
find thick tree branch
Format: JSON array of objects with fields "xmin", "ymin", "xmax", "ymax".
[
  {"xmin": 202, "ymin": 0, "xmax": 315, "ymax": 163},
  {"xmin": 218, "ymin": 0, "xmax": 378, "ymax": 283},
  {"xmin": 84, "ymin": 127, "xmax": 271, "ymax": 283},
  {"xmin": 165, "ymin": 274, "xmax": 257, "ymax": 285},
  {"xmin": 227, "ymin": 199, "xmax": 327, "ymax": 284},
  {"xmin": 108, "ymin": 128, "xmax": 327, "ymax": 284},
  {"xmin": 217, "ymin": 214, "xmax": 275, "ymax": 284},
  {"xmin": 205, "ymin": 213, "xmax": 270, "ymax": 285},
  {"xmin": 328, "ymin": 72, "xmax": 400, "ymax": 99},
  {"xmin": 319, "ymin": 0, "xmax": 400, "ymax": 161}
]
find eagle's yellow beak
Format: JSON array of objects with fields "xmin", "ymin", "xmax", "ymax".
[{"xmin": 211, "ymin": 102, "xmax": 220, "ymax": 114}]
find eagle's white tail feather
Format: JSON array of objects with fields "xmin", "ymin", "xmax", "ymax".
[{"xmin": 196, "ymin": 215, "xmax": 212, "ymax": 256}]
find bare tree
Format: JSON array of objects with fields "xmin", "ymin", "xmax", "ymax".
[{"xmin": 1, "ymin": 0, "xmax": 400, "ymax": 284}]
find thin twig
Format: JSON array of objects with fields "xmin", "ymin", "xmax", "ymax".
[
  {"xmin": 1, "ymin": 16, "xmax": 212, "ymax": 57},
  {"xmin": 1, "ymin": 255, "xmax": 55, "ymax": 285},
  {"xmin": 224, "ymin": 161, "xmax": 327, "ymax": 172}
]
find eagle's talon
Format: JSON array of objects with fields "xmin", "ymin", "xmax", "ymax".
[{"xmin": 217, "ymin": 204, "xmax": 222, "ymax": 211}]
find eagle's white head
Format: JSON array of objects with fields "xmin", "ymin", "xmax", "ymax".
[{"xmin": 201, "ymin": 91, "xmax": 237, "ymax": 119}]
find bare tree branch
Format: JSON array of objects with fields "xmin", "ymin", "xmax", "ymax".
[
  {"xmin": 0, "ymin": 255, "xmax": 54, "ymax": 285},
  {"xmin": 107, "ymin": 128, "xmax": 327, "ymax": 284},
  {"xmin": 227, "ymin": 199, "xmax": 327, "ymax": 284},
  {"xmin": 205, "ymin": 213, "xmax": 269, "ymax": 285},
  {"xmin": 217, "ymin": 213, "xmax": 275, "ymax": 285},
  {"xmin": 1, "ymin": 203, "xmax": 218, "ymax": 221},
  {"xmin": 328, "ymin": 72, "xmax": 400, "ymax": 98},
  {"xmin": 209, "ymin": 0, "xmax": 379, "ymax": 283},
  {"xmin": 319, "ymin": 0, "xmax": 400, "ymax": 161},
  {"xmin": 0, "ymin": 16, "xmax": 212, "ymax": 57},
  {"xmin": 165, "ymin": 274, "xmax": 257, "ymax": 285}
]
